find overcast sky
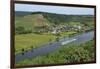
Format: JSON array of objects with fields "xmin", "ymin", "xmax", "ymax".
[{"xmin": 15, "ymin": 4, "xmax": 94, "ymax": 15}]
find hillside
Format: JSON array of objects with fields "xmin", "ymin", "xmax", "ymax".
[
  {"xmin": 16, "ymin": 11, "xmax": 94, "ymax": 23},
  {"xmin": 15, "ymin": 11, "xmax": 94, "ymax": 34}
]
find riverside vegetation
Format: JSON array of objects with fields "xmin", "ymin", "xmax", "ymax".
[{"xmin": 16, "ymin": 40, "xmax": 95, "ymax": 66}]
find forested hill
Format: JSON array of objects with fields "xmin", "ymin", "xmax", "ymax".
[
  {"xmin": 32, "ymin": 12, "xmax": 94, "ymax": 24},
  {"xmin": 15, "ymin": 11, "xmax": 94, "ymax": 25}
]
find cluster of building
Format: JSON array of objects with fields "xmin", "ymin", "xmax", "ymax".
[{"xmin": 51, "ymin": 25, "xmax": 82, "ymax": 34}]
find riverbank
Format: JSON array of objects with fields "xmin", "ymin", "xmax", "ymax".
[
  {"xmin": 15, "ymin": 31, "xmax": 94, "ymax": 63},
  {"xmin": 15, "ymin": 31, "xmax": 77, "ymax": 55},
  {"xmin": 16, "ymin": 40, "xmax": 95, "ymax": 66}
]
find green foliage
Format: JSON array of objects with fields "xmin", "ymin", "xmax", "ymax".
[
  {"xmin": 16, "ymin": 26, "xmax": 25, "ymax": 34},
  {"xmin": 16, "ymin": 26, "xmax": 32, "ymax": 34},
  {"xmin": 16, "ymin": 40, "xmax": 95, "ymax": 66},
  {"xmin": 43, "ymin": 12, "xmax": 94, "ymax": 25}
]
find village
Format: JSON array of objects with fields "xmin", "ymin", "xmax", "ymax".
[
  {"xmin": 51, "ymin": 25, "xmax": 82, "ymax": 34},
  {"xmin": 34, "ymin": 23, "xmax": 83, "ymax": 35}
]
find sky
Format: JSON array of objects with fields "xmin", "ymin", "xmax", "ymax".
[{"xmin": 15, "ymin": 4, "xmax": 94, "ymax": 15}]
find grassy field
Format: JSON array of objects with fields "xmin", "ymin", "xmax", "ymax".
[
  {"xmin": 15, "ymin": 31, "xmax": 77, "ymax": 54},
  {"xmin": 15, "ymin": 33, "xmax": 55, "ymax": 54},
  {"xmin": 16, "ymin": 40, "xmax": 95, "ymax": 66},
  {"xmin": 60, "ymin": 31, "xmax": 77, "ymax": 37}
]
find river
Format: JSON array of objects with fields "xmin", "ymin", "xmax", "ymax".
[{"xmin": 15, "ymin": 31, "xmax": 94, "ymax": 63}]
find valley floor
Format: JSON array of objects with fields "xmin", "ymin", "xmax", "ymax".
[{"xmin": 15, "ymin": 31, "xmax": 77, "ymax": 54}]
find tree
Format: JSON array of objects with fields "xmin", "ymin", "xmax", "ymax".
[{"xmin": 16, "ymin": 26, "xmax": 25, "ymax": 34}]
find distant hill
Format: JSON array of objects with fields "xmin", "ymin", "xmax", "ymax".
[
  {"xmin": 15, "ymin": 11, "xmax": 94, "ymax": 32},
  {"xmin": 15, "ymin": 11, "xmax": 32, "ymax": 16},
  {"xmin": 34, "ymin": 12, "xmax": 94, "ymax": 25}
]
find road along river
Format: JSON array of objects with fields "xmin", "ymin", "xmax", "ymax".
[{"xmin": 15, "ymin": 31, "xmax": 94, "ymax": 63}]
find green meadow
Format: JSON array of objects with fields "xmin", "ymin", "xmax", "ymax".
[
  {"xmin": 15, "ymin": 31, "xmax": 77, "ymax": 54},
  {"xmin": 15, "ymin": 33, "xmax": 55, "ymax": 54}
]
